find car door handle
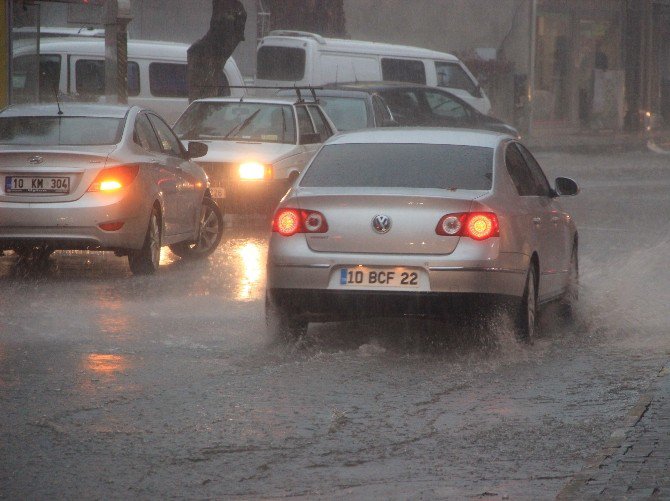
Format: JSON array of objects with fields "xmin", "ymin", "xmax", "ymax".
[
  {"xmin": 532, "ymin": 217, "xmax": 542, "ymax": 225},
  {"xmin": 149, "ymin": 158, "xmax": 160, "ymax": 165}
]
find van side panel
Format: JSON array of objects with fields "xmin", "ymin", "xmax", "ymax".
[{"xmin": 320, "ymin": 53, "xmax": 380, "ymax": 84}]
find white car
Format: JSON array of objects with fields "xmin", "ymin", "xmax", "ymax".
[
  {"xmin": 173, "ymin": 97, "xmax": 337, "ymax": 213},
  {"xmin": 266, "ymin": 128, "xmax": 580, "ymax": 341}
]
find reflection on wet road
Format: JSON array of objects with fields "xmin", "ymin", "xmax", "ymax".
[{"xmin": 2, "ymin": 152, "xmax": 670, "ymax": 499}]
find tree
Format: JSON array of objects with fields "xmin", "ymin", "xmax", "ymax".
[
  {"xmin": 265, "ymin": 0, "xmax": 345, "ymax": 37},
  {"xmin": 188, "ymin": 0, "xmax": 247, "ymax": 102}
]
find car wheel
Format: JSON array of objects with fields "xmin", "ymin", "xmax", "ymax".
[
  {"xmin": 169, "ymin": 197, "xmax": 224, "ymax": 259},
  {"xmin": 559, "ymin": 244, "xmax": 579, "ymax": 321},
  {"xmin": 516, "ymin": 264, "xmax": 538, "ymax": 343},
  {"xmin": 265, "ymin": 293, "xmax": 308, "ymax": 341},
  {"xmin": 128, "ymin": 207, "xmax": 161, "ymax": 275}
]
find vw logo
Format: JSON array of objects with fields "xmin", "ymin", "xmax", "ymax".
[
  {"xmin": 372, "ymin": 214, "xmax": 392, "ymax": 234},
  {"xmin": 28, "ymin": 155, "xmax": 44, "ymax": 165}
]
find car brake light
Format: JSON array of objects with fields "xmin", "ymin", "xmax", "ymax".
[
  {"xmin": 272, "ymin": 208, "xmax": 328, "ymax": 236},
  {"xmin": 88, "ymin": 164, "xmax": 139, "ymax": 192},
  {"xmin": 436, "ymin": 212, "xmax": 499, "ymax": 240}
]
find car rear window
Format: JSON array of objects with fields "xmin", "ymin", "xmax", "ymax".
[
  {"xmin": 257, "ymin": 46, "xmax": 306, "ymax": 81},
  {"xmin": 318, "ymin": 97, "xmax": 369, "ymax": 131},
  {"xmin": 300, "ymin": 143, "xmax": 493, "ymax": 190},
  {"xmin": 0, "ymin": 116, "xmax": 125, "ymax": 146}
]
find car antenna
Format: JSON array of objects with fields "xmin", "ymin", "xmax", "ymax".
[{"xmin": 50, "ymin": 79, "xmax": 64, "ymax": 116}]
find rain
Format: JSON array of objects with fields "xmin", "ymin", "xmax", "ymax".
[{"xmin": 1, "ymin": 1, "xmax": 670, "ymax": 499}]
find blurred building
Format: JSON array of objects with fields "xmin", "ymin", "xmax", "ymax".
[{"xmin": 345, "ymin": 0, "xmax": 670, "ymax": 135}]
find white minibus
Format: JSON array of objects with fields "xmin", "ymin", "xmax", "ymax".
[
  {"xmin": 11, "ymin": 37, "xmax": 246, "ymax": 124},
  {"xmin": 256, "ymin": 31, "xmax": 491, "ymax": 115}
]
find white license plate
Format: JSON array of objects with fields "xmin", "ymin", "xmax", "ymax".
[
  {"xmin": 210, "ymin": 186, "xmax": 226, "ymax": 199},
  {"xmin": 5, "ymin": 176, "xmax": 70, "ymax": 194},
  {"xmin": 334, "ymin": 267, "xmax": 423, "ymax": 288}
]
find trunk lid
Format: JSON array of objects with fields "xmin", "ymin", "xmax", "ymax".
[
  {"xmin": 0, "ymin": 147, "xmax": 114, "ymax": 203},
  {"xmin": 294, "ymin": 187, "xmax": 487, "ymax": 255}
]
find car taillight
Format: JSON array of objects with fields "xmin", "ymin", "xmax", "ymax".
[
  {"xmin": 272, "ymin": 208, "xmax": 328, "ymax": 236},
  {"xmin": 436, "ymin": 212, "xmax": 499, "ymax": 240},
  {"xmin": 88, "ymin": 164, "xmax": 139, "ymax": 192}
]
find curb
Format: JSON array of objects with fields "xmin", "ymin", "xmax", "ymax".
[{"xmin": 556, "ymin": 365, "xmax": 670, "ymax": 500}]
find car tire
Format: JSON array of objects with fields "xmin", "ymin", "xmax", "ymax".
[
  {"xmin": 516, "ymin": 264, "xmax": 538, "ymax": 343},
  {"xmin": 128, "ymin": 207, "xmax": 161, "ymax": 275},
  {"xmin": 559, "ymin": 244, "xmax": 579, "ymax": 321},
  {"xmin": 265, "ymin": 293, "xmax": 308, "ymax": 341},
  {"xmin": 169, "ymin": 197, "xmax": 224, "ymax": 259}
]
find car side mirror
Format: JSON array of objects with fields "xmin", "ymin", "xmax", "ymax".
[
  {"xmin": 554, "ymin": 177, "xmax": 579, "ymax": 196},
  {"xmin": 300, "ymin": 132, "xmax": 321, "ymax": 145},
  {"xmin": 187, "ymin": 141, "xmax": 208, "ymax": 159}
]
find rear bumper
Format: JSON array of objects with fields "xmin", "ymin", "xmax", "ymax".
[
  {"xmin": 268, "ymin": 288, "xmax": 518, "ymax": 322},
  {"xmin": 0, "ymin": 192, "xmax": 149, "ymax": 251}
]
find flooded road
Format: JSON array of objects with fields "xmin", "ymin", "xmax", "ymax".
[{"xmin": 1, "ymin": 150, "xmax": 669, "ymax": 499}]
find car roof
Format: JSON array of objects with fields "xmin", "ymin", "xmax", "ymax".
[
  {"xmin": 326, "ymin": 127, "xmax": 508, "ymax": 148},
  {"xmin": 326, "ymin": 81, "xmax": 448, "ymax": 92},
  {"xmin": 0, "ymin": 103, "xmax": 132, "ymax": 119},
  {"xmin": 277, "ymin": 88, "xmax": 373, "ymax": 100},
  {"xmin": 193, "ymin": 97, "xmax": 307, "ymax": 106}
]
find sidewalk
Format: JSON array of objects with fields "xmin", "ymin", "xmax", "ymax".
[
  {"xmin": 524, "ymin": 127, "xmax": 670, "ymax": 154},
  {"xmin": 557, "ymin": 365, "xmax": 670, "ymax": 499}
]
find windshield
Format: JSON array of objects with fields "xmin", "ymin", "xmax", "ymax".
[
  {"xmin": 173, "ymin": 102, "xmax": 297, "ymax": 144},
  {"xmin": 0, "ymin": 116, "xmax": 125, "ymax": 146},
  {"xmin": 301, "ymin": 143, "xmax": 493, "ymax": 190},
  {"xmin": 318, "ymin": 97, "xmax": 369, "ymax": 131}
]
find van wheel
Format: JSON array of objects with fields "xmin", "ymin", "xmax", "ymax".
[{"xmin": 128, "ymin": 207, "xmax": 161, "ymax": 275}]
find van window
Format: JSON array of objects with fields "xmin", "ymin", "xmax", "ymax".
[
  {"xmin": 149, "ymin": 63, "xmax": 188, "ymax": 97},
  {"xmin": 381, "ymin": 58, "xmax": 426, "ymax": 84},
  {"xmin": 76, "ymin": 60, "xmax": 140, "ymax": 97},
  {"xmin": 257, "ymin": 46, "xmax": 306, "ymax": 81},
  {"xmin": 149, "ymin": 63, "xmax": 230, "ymax": 98},
  {"xmin": 11, "ymin": 55, "xmax": 61, "ymax": 103},
  {"xmin": 435, "ymin": 61, "xmax": 478, "ymax": 96}
]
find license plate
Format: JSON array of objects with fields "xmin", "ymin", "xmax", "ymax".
[
  {"xmin": 210, "ymin": 186, "xmax": 226, "ymax": 199},
  {"xmin": 333, "ymin": 266, "xmax": 423, "ymax": 289},
  {"xmin": 5, "ymin": 176, "xmax": 70, "ymax": 194}
]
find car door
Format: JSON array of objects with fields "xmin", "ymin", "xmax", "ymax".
[
  {"xmin": 146, "ymin": 113, "xmax": 200, "ymax": 236},
  {"xmin": 504, "ymin": 142, "xmax": 560, "ymax": 300},
  {"xmin": 517, "ymin": 143, "xmax": 571, "ymax": 295},
  {"xmin": 133, "ymin": 112, "xmax": 182, "ymax": 237}
]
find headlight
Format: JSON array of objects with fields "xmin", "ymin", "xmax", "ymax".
[{"xmin": 239, "ymin": 162, "xmax": 272, "ymax": 180}]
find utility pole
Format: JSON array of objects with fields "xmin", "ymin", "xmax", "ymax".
[{"xmin": 104, "ymin": 0, "xmax": 132, "ymax": 104}]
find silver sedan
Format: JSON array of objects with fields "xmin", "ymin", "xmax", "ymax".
[
  {"xmin": 266, "ymin": 128, "xmax": 579, "ymax": 341},
  {"xmin": 0, "ymin": 103, "xmax": 223, "ymax": 274}
]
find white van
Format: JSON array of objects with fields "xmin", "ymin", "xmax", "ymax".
[
  {"xmin": 256, "ymin": 31, "xmax": 491, "ymax": 115},
  {"xmin": 11, "ymin": 37, "xmax": 246, "ymax": 124}
]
